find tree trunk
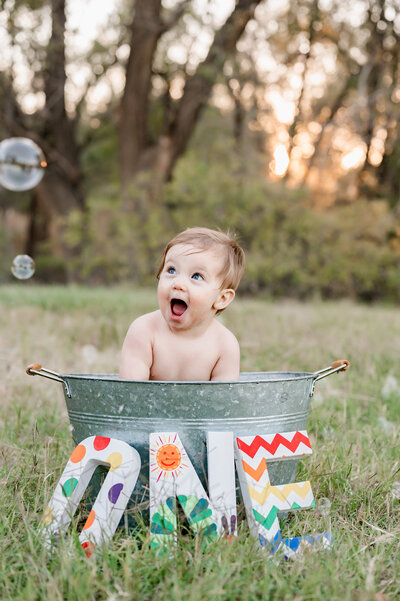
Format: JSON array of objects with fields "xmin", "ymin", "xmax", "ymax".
[
  {"xmin": 119, "ymin": 0, "xmax": 262, "ymax": 190},
  {"xmin": 26, "ymin": 0, "xmax": 85, "ymax": 275},
  {"xmin": 285, "ymin": 0, "xmax": 319, "ymax": 179},
  {"xmin": 302, "ymin": 69, "xmax": 361, "ymax": 181},
  {"xmin": 119, "ymin": 0, "xmax": 164, "ymax": 185},
  {"xmin": 357, "ymin": 1, "xmax": 385, "ymax": 195}
]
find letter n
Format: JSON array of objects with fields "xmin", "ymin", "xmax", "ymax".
[{"xmin": 41, "ymin": 436, "xmax": 141, "ymax": 557}]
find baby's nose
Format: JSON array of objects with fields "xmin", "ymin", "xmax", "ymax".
[{"xmin": 172, "ymin": 276, "xmax": 186, "ymax": 291}]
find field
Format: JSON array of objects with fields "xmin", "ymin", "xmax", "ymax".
[{"xmin": 0, "ymin": 285, "xmax": 399, "ymax": 601}]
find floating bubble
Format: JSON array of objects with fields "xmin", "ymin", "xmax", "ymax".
[
  {"xmin": 81, "ymin": 344, "xmax": 98, "ymax": 365},
  {"xmin": 392, "ymin": 481, "xmax": 400, "ymax": 500},
  {"xmin": 378, "ymin": 416, "xmax": 395, "ymax": 435},
  {"xmin": 322, "ymin": 426, "xmax": 334, "ymax": 440},
  {"xmin": 0, "ymin": 137, "xmax": 46, "ymax": 191},
  {"xmin": 317, "ymin": 497, "xmax": 331, "ymax": 516},
  {"xmin": 313, "ymin": 391, "xmax": 324, "ymax": 406},
  {"xmin": 381, "ymin": 375, "xmax": 399, "ymax": 399},
  {"xmin": 11, "ymin": 254, "xmax": 35, "ymax": 280}
]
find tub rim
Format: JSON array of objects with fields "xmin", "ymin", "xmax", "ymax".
[
  {"xmin": 26, "ymin": 361, "xmax": 349, "ymax": 398},
  {"xmin": 61, "ymin": 370, "xmax": 316, "ymax": 385}
]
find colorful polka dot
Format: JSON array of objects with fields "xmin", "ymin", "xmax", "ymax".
[
  {"xmin": 42, "ymin": 506, "xmax": 54, "ymax": 526},
  {"xmin": 93, "ymin": 436, "xmax": 111, "ymax": 451},
  {"xmin": 52, "ymin": 531, "xmax": 61, "ymax": 544},
  {"xmin": 70, "ymin": 444, "xmax": 86, "ymax": 463},
  {"xmin": 61, "ymin": 477, "xmax": 78, "ymax": 497},
  {"xmin": 42, "ymin": 436, "xmax": 141, "ymax": 558},
  {"xmin": 83, "ymin": 509, "xmax": 95, "ymax": 530},
  {"xmin": 108, "ymin": 483, "xmax": 123, "ymax": 504},
  {"xmin": 81, "ymin": 540, "xmax": 95, "ymax": 558},
  {"xmin": 106, "ymin": 452, "xmax": 122, "ymax": 472}
]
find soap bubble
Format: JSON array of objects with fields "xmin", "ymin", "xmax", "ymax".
[
  {"xmin": 378, "ymin": 416, "xmax": 395, "ymax": 435},
  {"xmin": 381, "ymin": 375, "xmax": 399, "ymax": 399},
  {"xmin": 392, "ymin": 481, "xmax": 400, "ymax": 500},
  {"xmin": 81, "ymin": 344, "xmax": 98, "ymax": 365},
  {"xmin": 11, "ymin": 254, "xmax": 35, "ymax": 280},
  {"xmin": 317, "ymin": 497, "xmax": 331, "ymax": 516},
  {"xmin": 322, "ymin": 426, "xmax": 335, "ymax": 440},
  {"xmin": 0, "ymin": 137, "xmax": 47, "ymax": 191}
]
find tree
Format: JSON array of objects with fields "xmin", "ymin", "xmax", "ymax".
[
  {"xmin": 279, "ymin": 0, "xmax": 400, "ymax": 200},
  {"xmin": 118, "ymin": 0, "xmax": 264, "ymax": 190},
  {"xmin": 31, "ymin": 0, "xmax": 85, "ymax": 262},
  {"xmin": 0, "ymin": 0, "xmax": 84, "ymax": 277}
]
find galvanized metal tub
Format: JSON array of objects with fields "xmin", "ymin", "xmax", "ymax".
[{"xmin": 27, "ymin": 362, "xmax": 348, "ymax": 511}]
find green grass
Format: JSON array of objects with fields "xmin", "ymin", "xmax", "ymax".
[{"xmin": 0, "ymin": 285, "xmax": 399, "ymax": 600}]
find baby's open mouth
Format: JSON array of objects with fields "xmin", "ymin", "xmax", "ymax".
[{"xmin": 171, "ymin": 299, "xmax": 188, "ymax": 317}]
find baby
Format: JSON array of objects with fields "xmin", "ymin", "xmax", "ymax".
[{"xmin": 119, "ymin": 227, "xmax": 245, "ymax": 381}]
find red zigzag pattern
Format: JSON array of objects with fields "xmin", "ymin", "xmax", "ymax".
[{"xmin": 236, "ymin": 431, "xmax": 311, "ymax": 459}]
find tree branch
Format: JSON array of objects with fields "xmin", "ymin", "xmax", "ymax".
[
  {"xmin": 160, "ymin": 0, "xmax": 189, "ymax": 33},
  {"xmin": 119, "ymin": 0, "xmax": 164, "ymax": 183},
  {"xmin": 167, "ymin": 0, "xmax": 262, "ymax": 167}
]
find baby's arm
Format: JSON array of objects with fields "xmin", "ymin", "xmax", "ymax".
[
  {"xmin": 119, "ymin": 315, "xmax": 153, "ymax": 380},
  {"xmin": 210, "ymin": 329, "xmax": 240, "ymax": 381}
]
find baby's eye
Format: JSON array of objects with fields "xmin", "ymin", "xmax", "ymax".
[
  {"xmin": 192, "ymin": 273, "xmax": 203, "ymax": 281},
  {"xmin": 167, "ymin": 267, "xmax": 176, "ymax": 275}
]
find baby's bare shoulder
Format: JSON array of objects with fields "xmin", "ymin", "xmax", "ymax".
[
  {"xmin": 210, "ymin": 320, "xmax": 240, "ymax": 381},
  {"xmin": 213, "ymin": 319, "xmax": 239, "ymax": 348},
  {"xmin": 126, "ymin": 310, "xmax": 160, "ymax": 339}
]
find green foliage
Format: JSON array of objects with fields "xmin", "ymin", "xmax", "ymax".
[
  {"xmin": 34, "ymin": 254, "xmax": 68, "ymax": 283},
  {"xmin": 0, "ymin": 289, "xmax": 399, "ymax": 600},
  {"xmin": 79, "ymin": 120, "xmax": 120, "ymax": 188},
  {"xmin": 63, "ymin": 142, "xmax": 400, "ymax": 302}
]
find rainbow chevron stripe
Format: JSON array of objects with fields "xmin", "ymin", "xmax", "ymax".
[
  {"xmin": 237, "ymin": 430, "xmax": 312, "ymax": 460},
  {"xmin": 236, "ymin": 430, "xmax": 331, "ymax": 557},
  {"xmin": 248, "ymin": 481, "xmax": 313, "ymax": 505},
  {"xmin": 258, "ymin": 531, "xmax": 333, "ymax": 558}
]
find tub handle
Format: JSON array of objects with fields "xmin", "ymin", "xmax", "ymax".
[
  {"xmin": 26, "ymin": 363, "xmax": 71, "ymax": 398},
  {"xmin": 309, "ymin": 359, "xmax": 349, "ymax": 397},
  {"xmin": 313, "ymin": 359, "xmax": 350, "ymax": 382}
]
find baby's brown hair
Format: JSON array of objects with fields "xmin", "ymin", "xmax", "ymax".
[{"xmin": 157, "ymin": 227, "xmax": 245, "ymax": 292}]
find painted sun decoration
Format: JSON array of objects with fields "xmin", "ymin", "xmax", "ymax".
[{"xmin": 150, "ymin": 434, "xmax": 189, "ymax": 481}]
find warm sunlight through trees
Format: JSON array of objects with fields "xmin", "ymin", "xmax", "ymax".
[
  {"xmin": 1, "ymin": 0, "xmax": 400, "ymax": 290},
  {"xmin": 269, "ymin": 145, "xmax": 290, "ymax": 178}
]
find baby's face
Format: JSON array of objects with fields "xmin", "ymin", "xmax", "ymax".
[{"xmin": 157, "ymin": 244, "xmax": 229, "ymax": 332}]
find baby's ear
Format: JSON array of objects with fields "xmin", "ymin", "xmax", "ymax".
[{"xmin": 213, "ymin": 289, "xmax": 235, "ymax": 311}]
